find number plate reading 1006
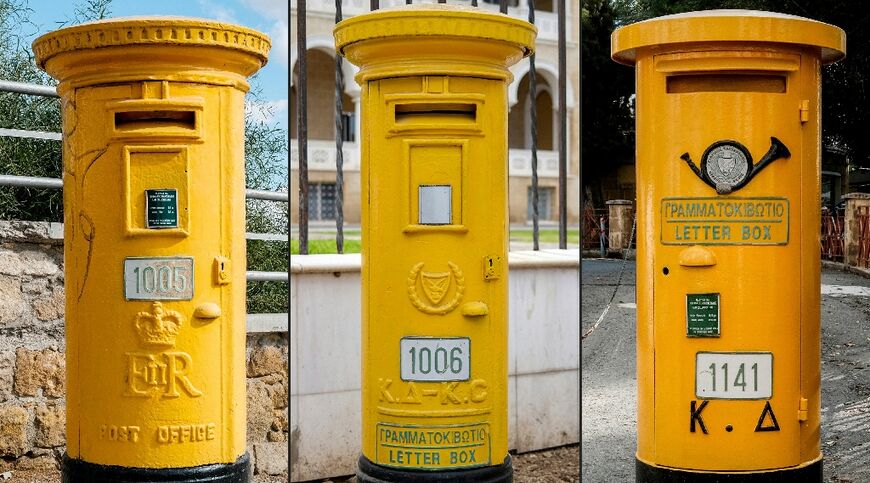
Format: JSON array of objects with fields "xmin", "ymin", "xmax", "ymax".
[
  {"xmin": 696, "ymin": 352, "xmax": 773, "ymax": 400},
  {"xmin": 124, "ymin": 257, "xmax": 194, "ymax": 301},
  {"xmin": 401, "ymin": 337, "xmax": 470, "ymax": 382}
]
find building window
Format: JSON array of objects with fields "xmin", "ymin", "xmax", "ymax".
[
  {"xmin": 308, "ymin": 183, "xmax": 337, "ymax": 220},
  {"xmin": 341, "ymin": 112, "xmax": 355, "ymax": 143},
  {"xmin": 527, "ymin": 186, "xmax": 553, "ymax": 220}
]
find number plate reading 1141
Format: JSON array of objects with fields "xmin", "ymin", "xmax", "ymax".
[
  {"xmin": 124, "ymin": 257, "xmax": 194, "ymax": 301},
  {"xmin": 696, "ymin": 352, "xmax": 772, "ymax": 400},
  {"xmin": 401, "ymin": 337, "xmax": 470, "ymax": 382}
]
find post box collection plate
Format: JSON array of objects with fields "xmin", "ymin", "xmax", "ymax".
[
  {"xmin": 686, "ymin": 293, "xmax": 720, "ymax": 337},
  {"xmin": 695, "ymin": 352, "xmax": 773, "ymax": 400},
  {"xmin": 145, "ymin": 189, "xmax": 179, "ymax": 229},
  {"xmin": 124, "ymin": 257, "xmax": 194, "ymax": 301}
]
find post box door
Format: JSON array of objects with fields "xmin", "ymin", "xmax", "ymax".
[
  {"xmin": 363, "ymin": 74, "xmax": 508, "ymax": 469},
  {"xmin": 646, "ymin": 50, "xmax": 805, "ymax": 470},
  {"xmin": 68, "ymin": 81, "xmax": 235, "ymax": 465}
]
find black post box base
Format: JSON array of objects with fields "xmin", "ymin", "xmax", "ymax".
[
  {"xmin": 62, "ymin": 452, "xmax": 250, "ymax": 483},
  {"xmin": 357, "ymin": 454, "xmax": 512, "ymax": 483},
  {"xmin": 637, "ymin": 458, "xmax": 822, "ymax": 483}
]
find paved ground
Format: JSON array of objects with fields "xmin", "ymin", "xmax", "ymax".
[
  {"xmin": 5, "ymin": 446, "xmax": 579, "ymax": 482},
  {"xmin": 0, "ymin": 469, "xmax": 288, "ymax": 482},
  {"xmin": 582, "ymin": 258, "xmax": 870, "ymax": 482}
]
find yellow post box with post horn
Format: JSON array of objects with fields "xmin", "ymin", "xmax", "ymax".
[{"xmin": 613, "ymin": 10, "xmax": 845, "ymax": 482}]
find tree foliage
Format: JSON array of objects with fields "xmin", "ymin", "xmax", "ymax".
[
  {"xmin": 581, "ymin": 0, "xmax": 635, "ymax": 206},
  {"xmin": 0, "ymin": 0, "xmax": 61, "ymax": 222},
  {"xmin": 243, "ymin": 87, "xmax": 288, "ymax": 315}
]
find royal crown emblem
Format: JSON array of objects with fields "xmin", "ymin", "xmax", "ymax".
[
  {"xmin": 408, "ymin": 262, "xmax": 464, "ymax": 315},
  {"xmin": 134, "ymin": 302, "xmax": 183, "ymax": 349}
]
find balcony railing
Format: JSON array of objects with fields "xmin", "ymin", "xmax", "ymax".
[
  {"xmin": 291, "ymin": 139, "xmax": 360, "ymax": 172},
  {"xmin": 290, "ymin": 140, "xmax": 558, "ymax": 178},
  {"xmin": 509, "ymin": 148, "xmax": 559, "ymax": 178}
]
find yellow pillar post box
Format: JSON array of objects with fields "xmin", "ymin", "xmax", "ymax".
[
  {"xmin": 334, "ymin": 6, "xmax": 534, "ymax": 482},
  {"xmin": 612, "ymin": 10, "xmax": 845, "ymax": 482},
  {"xmin": 32, "ymin": 18, "xmax": 269, "ymax": 482}
]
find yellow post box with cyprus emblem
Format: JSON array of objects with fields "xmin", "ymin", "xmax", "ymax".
[
  {"xmin": 334, "ymin": 5, "xmax": 534, "ymax": 482},
  {"xmin": 612, "ymin": 10, "xmax": 845, "ymax": 482},
  {"xmin": 32, "ymin": 17, "xmax": 268, "ymax": 482}
]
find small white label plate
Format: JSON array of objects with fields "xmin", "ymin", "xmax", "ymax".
[
  {"xmin": 696, "ymin": 352, "xmax": 772, "ymax": 400},
  {"xmin": 418, "ymin": 185, "xmax": 452, "ymax": 225},
  {"xmin": 124, "ymin": 257, "xmax": 194, "ymax": 301},
  {"xmin": 401, "ymin": 337, "xmax": 470, "ymax": 382}
]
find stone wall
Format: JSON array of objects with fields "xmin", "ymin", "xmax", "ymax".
[{"xmin": 0, "ymin": 221, "xmax": 288, "ymax": 477}]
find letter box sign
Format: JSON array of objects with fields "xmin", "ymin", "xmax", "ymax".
[
  {"xmin": 613, "ymin": 10, "xmax": 845, "ymax": 482},
  {"xmin": 335, "ymin": 5, "xmax": 534, "ymax": 483}
]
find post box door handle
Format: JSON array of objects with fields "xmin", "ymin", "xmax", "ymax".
[
  {"xmin": 678, "ymin": 246, "xmax": 717, "ymax": 267},
  {"xmin": 193, "ymin": 302, "xmax": 221, "ymax": 319},
  {"xmin": 461, "ymin": 301, "xmax": 488, "ymax": 317}
]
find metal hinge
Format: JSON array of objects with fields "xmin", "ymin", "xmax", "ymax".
[
  {"xmin": 800, "ymin": 100, "xmax": 810, "ymax": 123},
  {"xmin": 798, "ymin": 397, "xmax": 808, "ymax": 421}
]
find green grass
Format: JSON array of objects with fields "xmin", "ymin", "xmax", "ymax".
[
  {"xmin": 291, "ymin": 239, "xmax": 362, "ymax": 254},
  {"xmin": 509, "ymin": 228, "xmax": 580, "ymax": 244},
  {"xmin": 289, "ymin": 229, "xmax": 579, "ymax": 254}
]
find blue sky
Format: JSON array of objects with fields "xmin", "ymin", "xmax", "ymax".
[{"xmin": 26, "ymin": 0, "xmax": 289, "ymax": 130}]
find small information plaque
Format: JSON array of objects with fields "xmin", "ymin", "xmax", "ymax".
[
  {"xmin": 686, "ymin": 293, "xmax": 720, "ymax": 337},
  {"xmin": 146, "ymin": 189, "xmax": 178, "ymax": 229}
]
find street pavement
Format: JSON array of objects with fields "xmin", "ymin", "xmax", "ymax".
[{"xmin": 582, "ymin": 259, "xmax": 870, "ymax": 483}]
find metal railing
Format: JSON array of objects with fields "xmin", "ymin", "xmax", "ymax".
[
  {"xmin": 294, "ymin": 0, "xmax": 569, "ymax": 253},
  {"xmin": 821, "ymin": 209, "xmax": 844, "ymax": 262},
  {"xmin": 0, "ymin": 80, "xmax": 289, "ymax": 332},
  {"xmin": 856, "ymin": 206, "xmax": 870, "ymax": 268},
  {"xmin": 582, "ymin": 205, "xmax": 608, "ymax": 253}
]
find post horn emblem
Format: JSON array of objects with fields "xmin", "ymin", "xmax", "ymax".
[
  {"xmin": 408, "ymin": 262, "xmax": 464, "ymax": 315},
  {"xmin": 681, "ymin": 137, "xmax": 790, "ymax": 194}
]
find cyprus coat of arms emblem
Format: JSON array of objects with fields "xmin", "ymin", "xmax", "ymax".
[
  {"xmin": 407, "ymin": 262, "xmax": 465, "ymax": 315},
  {"xmin": 420, "ymin": 271, "xmax": 450, "ymax": 304}
]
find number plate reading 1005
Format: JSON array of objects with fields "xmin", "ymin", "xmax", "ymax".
[
  {"xmin": 401, "ymin": 337, "xmax": 470, "ymax": 382},
  {"xmin": 124, "ymin": 257, "xmax": 194, "ymax": 301},
  {"xmin": 696, "ymin": 352, "xmax": 773, "ymax": 400}
]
